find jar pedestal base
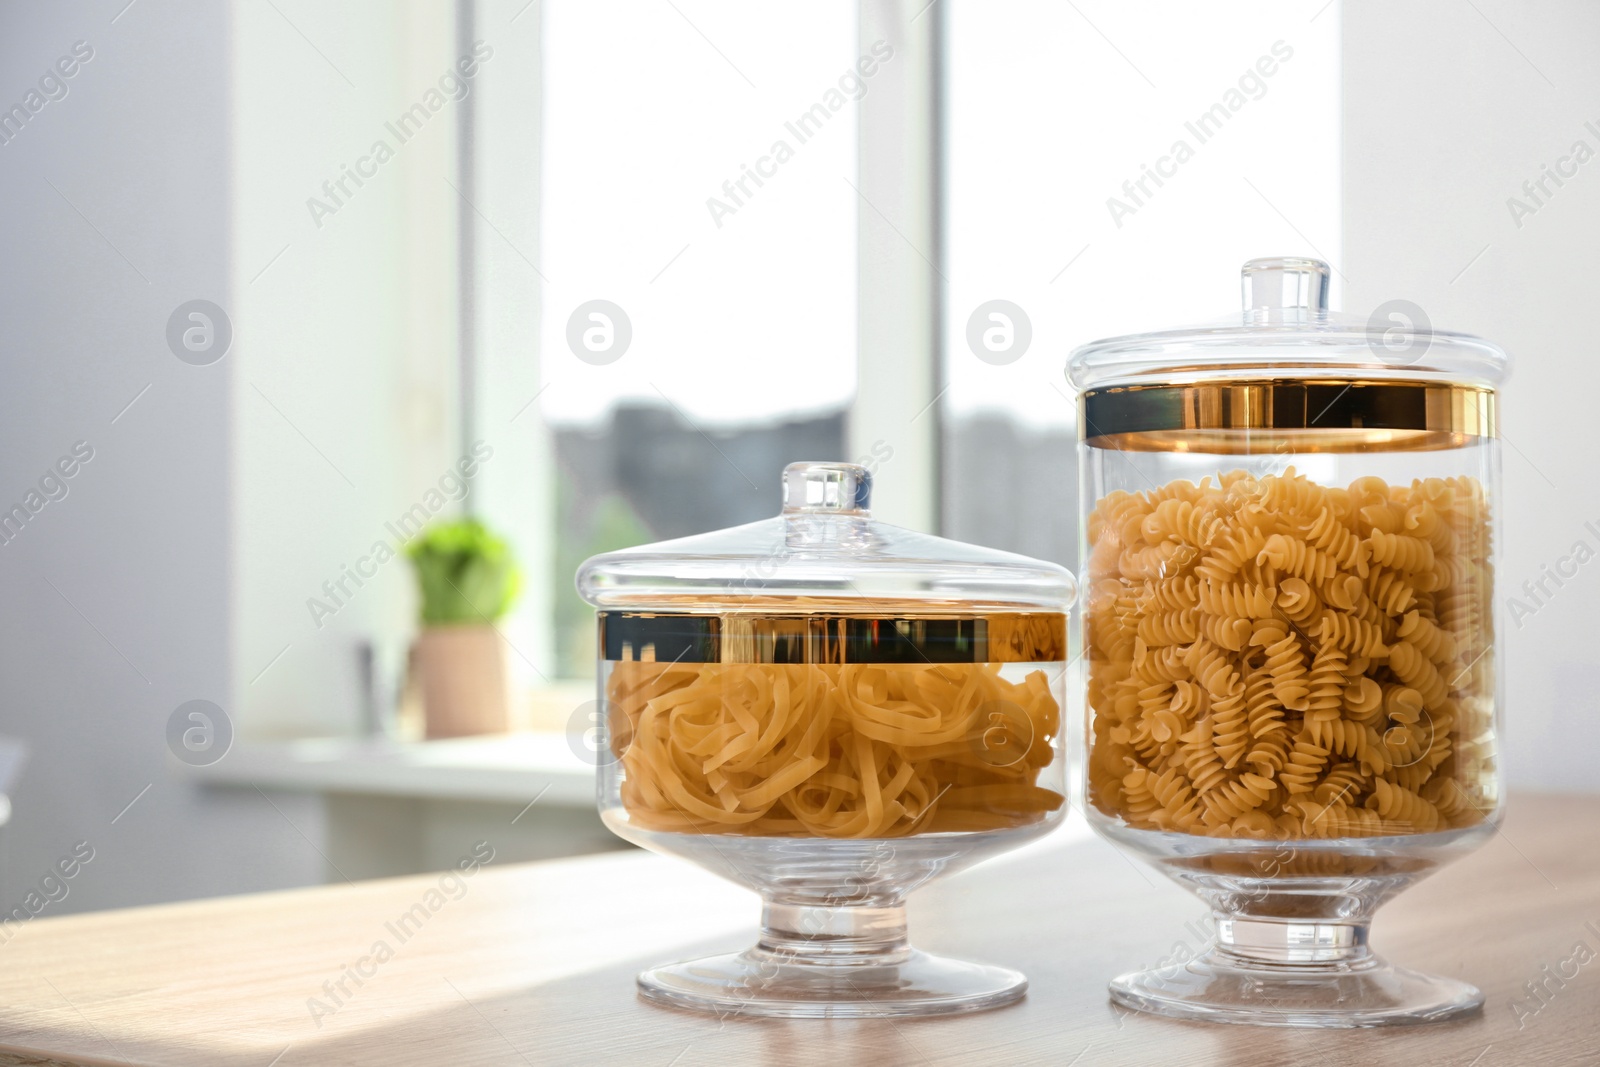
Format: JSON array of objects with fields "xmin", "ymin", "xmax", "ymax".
[
  {"xmin": 637, "ymin": 902, "xmax": 1026, "ymax": 1018},
  {"xmin": 639, "ymin": 948, "xmax": 1026, "ymax": 1019},
  {"xmin": 1109, "ymin": 918, "xmax": 1482, "ymax": 1028}
]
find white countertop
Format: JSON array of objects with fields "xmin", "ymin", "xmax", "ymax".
[{"xmin": 186, "ymin": 733, "xmax": 595, "ymax": 807}]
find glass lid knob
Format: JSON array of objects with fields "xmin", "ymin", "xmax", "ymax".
[
  {"xmin": 782, "ymin": 461, "xmax": 871, "ymax": 515},
  {"xmin": 1242, "ymin": 256, "xmax": 1330, "ymax": 323}
]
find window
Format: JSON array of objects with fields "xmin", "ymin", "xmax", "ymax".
[
  {"xmin": 942, "ymin": 0, "xmax": 1341, "ymax": 573},
  {"xmin": 234, "ymin": 0, "xmax": 1339, "ymax": 734},
  {"xmin": 531, "ymin": 1, "xmax": 861, "ymax": 679}
]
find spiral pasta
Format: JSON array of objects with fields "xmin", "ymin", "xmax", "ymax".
[
  {"xmin": 609, "ymin": 659, "xmax": 1064, "ymax": 837},
  {"xmin": 1198, "ymin": 580, "xmax": 1277, "ymax": 619},
  {"xmin": 1086, "ymin": 469, "xmax": 1495, "ymax": 840},
  {"xmin": 1369, "ymin": 530, "xmax": 1436, "ymax": 574}
]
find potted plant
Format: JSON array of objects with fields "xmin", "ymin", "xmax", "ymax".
[{"xmin": 406, "ymin": 519, "xmax": 522, "ymax": 739}]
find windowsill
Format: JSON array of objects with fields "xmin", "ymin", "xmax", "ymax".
[{"xmin": 185, "ymin": 733, "xmax": 592, "ymax": 807}]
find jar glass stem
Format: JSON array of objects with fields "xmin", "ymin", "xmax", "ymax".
[
  {"xmin": 756, "ymin": 901, "xmax": 912, "ymax": 965},
  {"xmin": 1213, "ymin": 916, "xmax": 1371, "ymax": 967}
]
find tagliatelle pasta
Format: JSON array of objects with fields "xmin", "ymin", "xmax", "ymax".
[
  {"xmin": 1086, "ymin": 469, "xmax": 1496, "ymax": 840},
  {"xmin": 607, "ymin": 659, "xmax": 1064, "ymax": 838}
]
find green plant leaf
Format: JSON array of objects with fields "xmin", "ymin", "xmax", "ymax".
[{"xmin": 406, "ymin": 519, "xmax": 522, "ymax": 625}]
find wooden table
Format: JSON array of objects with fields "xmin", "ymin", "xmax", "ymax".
[{"xmin": 0, "ymin": 794, "xmax": 1594, "ymax": 1066}]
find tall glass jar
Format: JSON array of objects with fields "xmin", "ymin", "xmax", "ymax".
[
  {"xmin": 577, "ymin": 462, "xmax": 1075, "ymax": 1017},
  {"xmin": 1069, "ymin": 258, "xmax": 1507, "ymax": 1027}
]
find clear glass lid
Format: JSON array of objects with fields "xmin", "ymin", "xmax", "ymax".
[
  {"xmin": 1067, "ymin": 257, "xmax": 1511, "ymax": 392},
  {"xmin": 577, "ymin": 461, "xmax": 1076, "ymax": 612}
]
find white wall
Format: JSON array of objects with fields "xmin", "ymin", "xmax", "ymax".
[
  {"xmin": 0, "ymin": 1, "xmax": 321, "ymax": 911},
  {"xmin": 0, "ymin": 0, "xmax": 560, "ymax": 913},
  {"xmin": 0, "ymin": 0, "xmax": 553, "ymax": 915},
  {"xmin": 1342, "ymin": 0, "xmax": 1600, "ymax": 789}
]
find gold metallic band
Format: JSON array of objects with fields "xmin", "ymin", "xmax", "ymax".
[
  {"xmin": 1081, "ymin": 380, "xmax": 1496, "ymax": 454},
  {"xmin": 599, "ymin": 611, "xmax": 1067, "ymax": 664}
]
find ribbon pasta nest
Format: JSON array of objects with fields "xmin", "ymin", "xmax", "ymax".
[
  {"xmin": 1087, "ymin": 469, "xmax": 1495, "ymax": 840},
  {"xmin": 608, "ymin": 659, "xmax": 1064, "ymax": 837}
]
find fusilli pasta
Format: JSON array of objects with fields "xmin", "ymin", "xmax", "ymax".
[{"xmin": 1086, "ymin": 469, "xmax": 1495, "ymax": 839}]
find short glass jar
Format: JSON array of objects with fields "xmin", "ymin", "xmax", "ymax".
[
  {"xmin": 578, "ymin": 462, "xmax": 1076, "ymax": 1018},
  {"xmin": 1069, "ymin": 258, "xmax": 1507, "ymax": 1027}
]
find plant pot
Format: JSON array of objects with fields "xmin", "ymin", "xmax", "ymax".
[{"xmin": 413, "ymin": 624, "xmax": 511, "ymax": 739}]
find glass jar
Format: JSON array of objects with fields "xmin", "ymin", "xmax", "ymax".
[
  {"xmin": 577, "ymin": 461, "xmax": 1075, "ymax": 1017},
  {"xmin": 1069, "ymin": 258, "xmax": 1507, "ymax": 1027}
]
